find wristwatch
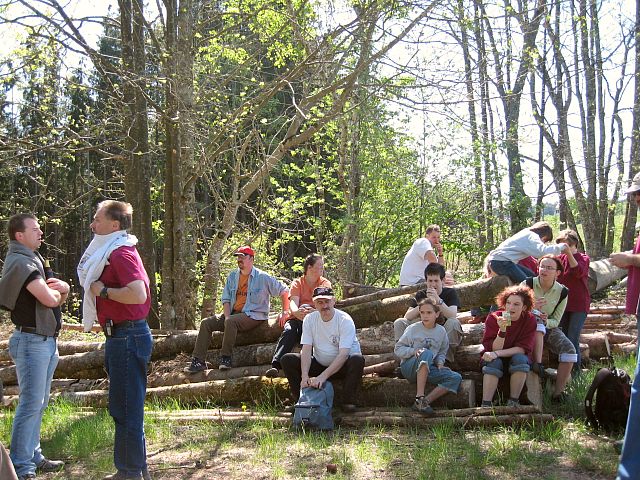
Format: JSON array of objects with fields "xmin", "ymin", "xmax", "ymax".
[
  {"xmin": 437, "ymin": 298, "xmax": 444, "ymax": 305},
  {"xmin": 100, "ymin": 286, "xmax": 109, "ymax": 299}
]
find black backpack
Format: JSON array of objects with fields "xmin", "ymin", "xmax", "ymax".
[{"xmin": 584, "ymin": 338, "xmax": 632, "ymax": 431}]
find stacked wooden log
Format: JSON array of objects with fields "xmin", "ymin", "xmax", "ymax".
[
  {"xmin": 0, "ymin": 256, "xmax": 632, "ymax": 418},
  {"xmin": 0, "ymin": 304, "xmax": 632, "ymax": 399}
]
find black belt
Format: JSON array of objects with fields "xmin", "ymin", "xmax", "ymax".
[
  {"xmin": 16, "ymin": 326, "xmax": 59, "ymax": 339},
  {"xmin": 112, "ymin": 319, "xmax": 146, "ymax": 330}
]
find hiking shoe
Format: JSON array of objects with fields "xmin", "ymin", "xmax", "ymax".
[
  {"xmin": 18, "ymin": 474, "xmax": 36, "ymax": 480},
  {"xmin": 37, "ymin": 458, "xmax": 64, "ymax": 472},
  {"xmin": 412, "ymin": 397, "xmax": 435, "ymax": 415},
  {"xmin": 184, "ymin": 357, "xmax": 206, "ymax": 374},
  {"xmin": 480, "ymin": 401, "xmax": 493, "ymax": 408},
  {"xmin": 218, "ymin": 356, "xmax": 232, "ymax": 370},
  {"xmin": 506, "ymin": 398, "xmax": 521, "ymax": 408},
  {"xmin": 265, "ymin": 367, "xmax": 279, "ymax": 378},
  {"xmin": 531, "ymin": 362, "xmax": 546, "ymax": 379},
  {"xmin": 551, "ymin": 392, "xmax": 567, "ymax": 404},
  {"xmin": 395, "ymin": 367, "xmax": 405, "ymax": 379}
]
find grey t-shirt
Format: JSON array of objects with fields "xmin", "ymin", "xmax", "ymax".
[{"xmin": 394, "ymin": 321, "xmax": 449, "ymax": 366}]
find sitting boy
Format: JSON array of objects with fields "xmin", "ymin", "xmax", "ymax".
[
  {"xmin": 394, "ymin": 263, "xmax": 462, "ymax": 363},
  {"xmin": 394, "ymin": 298, "xmax": 462, "ymax": 414}
]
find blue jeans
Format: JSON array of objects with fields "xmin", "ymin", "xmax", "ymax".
[
  {"xmin": 617, "ymin": 341, "xmax": 640, "ymax": 479},
  {"xmin": 489, "ymin": 260, "xmax": 534, "ymax": 284},
  {"xmin": 559, "ymin": 311, "xmax": 587, "ymax": 371},
  {"xmin": 104, "ymin": 321, "xmax": 152, "ymax": 477},
  {"xmin": 400, "ymin": 350, "xmax": 462, "ymax": 393},
  {"xmin": 8, "ymin": 330, "xmax": 59, "ymax": 477},
  {"xmin": 482, "ymin": 353, "xmax": 530, "ymax": 378}
]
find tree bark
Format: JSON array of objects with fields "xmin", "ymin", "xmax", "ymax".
[
  {"xmin": 160, "ymin": 0, "xmax": 199, "ymax": 330},
  {"xmin": 118, "ymin": 0, "xmax": 159, "ymax": 328},
  {"xmin": 62, "ymin": 376, "xmax": 476, "ymax": 409},
  {"xmin": 339, "ymin": 412, "xmax": 553, "ymax": 428}
]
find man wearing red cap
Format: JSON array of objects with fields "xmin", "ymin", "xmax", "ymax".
[{"xmin": 185, "ymin": 246, "xmax": 289, "ymax": 372}]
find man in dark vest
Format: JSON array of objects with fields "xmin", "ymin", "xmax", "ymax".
[{"xmin": 0, "ymin": 214, "xmax": 69, "ymax": 479}]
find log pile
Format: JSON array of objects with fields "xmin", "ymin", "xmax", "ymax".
[
  {"xmin": 0, "ymin": 255, "xmax": 633, "ymax": 426},
  {"xmin": 0, "ymin": 305, "xmax": 633, "ymax": 404},
  {"xmin": 147, "ymin": 405, "xmax": 552, "ymax": 429}
]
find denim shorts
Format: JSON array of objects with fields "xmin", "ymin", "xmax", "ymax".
[
  {"xmin": 400, "ymin": 349, "xmax": 462, "ymax": 393},
  {"xmin": 482, "ymin": 353, "xmax": 530, "ymax": 378}
]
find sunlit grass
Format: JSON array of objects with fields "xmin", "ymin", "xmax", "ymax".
[{"xmin": 0, "ymin": 353, "xmax": 629, "ymax": 479}]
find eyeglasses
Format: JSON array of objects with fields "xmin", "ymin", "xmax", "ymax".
[{"xmin": 539, "ymin": 265, "xmax": 557, "ymax": 271}]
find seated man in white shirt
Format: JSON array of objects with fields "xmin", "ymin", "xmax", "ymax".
[
  {"xmin": 399, "ymin": 225, "xmax": 444, "ymax": 286},
  {"xmin": 280, "ymin": 287, "xmax": 365, "ymax": 413}
]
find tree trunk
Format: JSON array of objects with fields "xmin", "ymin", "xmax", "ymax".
[
  {"xmin": 456, "ymin": 0, "xmax": 485, "ymax": 248},
  {"xmin": 160, "ymin": 0, "xmax": 199, "ymax": 330},
  {"xmin": 477, "ymin": 0, "xmax": 546, "ymax": 232},
  {"xmin": 339, "ymin": 412, "xmax": 553, "ymax": 428},
  {"xmin": 62, "ymin": 376, "xmax": 476, "ymax": 409},
  {"xmin": 118, "ymin": 0, "xmax": 159, "ymax": 328}
]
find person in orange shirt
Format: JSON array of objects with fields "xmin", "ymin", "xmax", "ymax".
[
  {"xmin": 265, "ymin": 254, "xmax": 331, "ymax": 377},
  {"xmin": 185, "ymin": 246, "xmax": 289, "ymax": 372}
]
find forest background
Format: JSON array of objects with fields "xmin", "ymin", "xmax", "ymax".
[{"xmin": 0, "ymin": 0, "xmax": 638, "ymax": 330}]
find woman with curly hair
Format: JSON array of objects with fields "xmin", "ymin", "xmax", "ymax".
[{"xmin": 480, "ymin": 285, "xmax": 537, "ymax": 407}]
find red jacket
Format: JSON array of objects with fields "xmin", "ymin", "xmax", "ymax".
[
  {"xmin": 558, "ymin": 251, "xmax": 591, "ymax": 313},
  {"xmin": 482, "ymin": 311, "xmax": 537, "ymax": 362}
]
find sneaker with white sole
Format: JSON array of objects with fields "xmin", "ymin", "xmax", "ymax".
[
  {"xmin": 412, "ymin": 396, "xmax": 435, "ymax": 415},
  {"xmin": 184, "ymin": 357, "xmax": 206, "ymax": 374},
  {"xmin": 218, "ymin": 356, "xmax": 232, "ymax": 370}
]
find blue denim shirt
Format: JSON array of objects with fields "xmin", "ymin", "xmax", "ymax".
[{"xmin": 221, "ymin": 266, "xmax": 288, "ymax": 320}]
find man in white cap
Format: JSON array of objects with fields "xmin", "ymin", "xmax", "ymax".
[
  {"xmin": 185, "ymin": 245, "xmax": 289, "ymax": 372},
  {"xmin": 280, "ymin": 287, "xmax": 365, "ymax": 412},
  {"xmin": 610, "ymin": 172, "xmax": 640, "ymax": 480}
]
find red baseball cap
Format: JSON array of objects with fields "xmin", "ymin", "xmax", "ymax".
[{"xmin": 233, "ymin": 245, "xmax": 255, "ymax": 256}]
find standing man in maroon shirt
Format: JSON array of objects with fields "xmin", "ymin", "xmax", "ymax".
[
  {"xmin": 610, "ymin": 173, "xmax": 640, "ymax": 480},
  {"xmin": 81, "ymin": 201, "xmax": 152, "ymax": 480}
]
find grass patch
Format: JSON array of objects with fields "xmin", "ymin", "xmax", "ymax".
[{"xmin": 0, "ymin": 356, "xmax": 630, "ymax": 479}]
